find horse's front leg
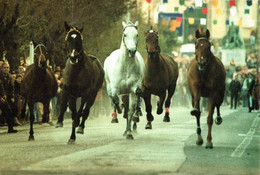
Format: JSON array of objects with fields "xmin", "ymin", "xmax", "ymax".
[
  {"xmin": 68, "ymin": 97, "xmax": 78, "ymax": 144},
  {"xmin": 205, "ymin": 96, "xmax": 216, "ymax": 149},
  {"xmin": 190, "ymin": 88, "xmax": 203, "ymax": 146},
  {"xmin": 125, "ymin": 93, "xmax": 137, "ymax": 140},
  {"xmin": 157, "ymin": 91, "xmax": 166, "ymax": 115},
  {"xmin": 143, "ymin": 89, "xmax": 153, "ymax": 129},
  {"xmin": 28, "ymin": 102, "xmax": 35, "ymax": 141}
]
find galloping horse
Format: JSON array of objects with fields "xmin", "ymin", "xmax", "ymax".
[
  {"xmin": 187, "ymin": 27, "xmax": 226, "ymax": 149},
  {"xmin": 104, "ymin": 21, "xmax": 145, "ymax": 139},
  {"xmin": 20, "ymin": 41, "xmax": 58, "ymax": 141},
  {"xmin": 56, "ymin": 22, "xmax": 104, "ymax": 144},
  {"xmin": 143, "ymin": 27, "xmax": 178, "ymax": 129}
]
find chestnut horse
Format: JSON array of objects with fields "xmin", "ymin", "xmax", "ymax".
[
  {"xmin": 56, "ymin": 22, "xmax": 104, "ymax": 144},
  {"xmin": 20, "ymin": 41, "xmax": 58, "ymax": 141},
  {"xmin": 187, "ymin": 27, "xmax": 226, "ymax": 149},
  {"xmin": 142, "ymin": 27, "xmax": 178, "ymax": 129}
]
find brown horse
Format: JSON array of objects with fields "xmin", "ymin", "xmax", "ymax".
[
  {"xmin": 56, "ymin": 22, "xmax": 104, "ymax": 144},
  {"xmin": 187, "ymin": 27, "xmax": 226, "ymax": 149},
  {"xmin": 20, "ymin": 41, "xmax": 58, "ymax": 141},
  {"xmin": 143, "ymin": 27, "xmax": 178, "ymax": 129}
]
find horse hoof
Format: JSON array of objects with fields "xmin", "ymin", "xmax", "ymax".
[
  {"xmin": 145, "ymin": 123, "xmax": 152, "ymax": 129},
  {"xmin": 111, "ymin": 117, "xmax": 119, "ymax": 123},
  {"xmin": 215, "ymin": 116, "xmax": 223, "ymax": 125},
  {"xmin": 67, "ymin": 139, "xmax": 76, "ymax": 144},
  {"xmin": 190, "ymin": 108, "xmax": 200, "ymax": 117},
  {"xmin": 163, "ymin": 115, "xmax": 170, "ymax": 122},
  {"xmin": 126, "ymin": 134, "xmax": 134, "ymax": 140},
  {"xmin": 157, "ymin": 108, "xmax": 163, "ymax": 115},
  {"xmin": 56, "ymin": 122, "xmax": 63, "ymax": 128},
  {"xmin": 205, "ymin": 142, "xmax": 213, "ymax": 149},
  {"xmin": 196, "ymin": 135, "xmax": 203, "ymax": 145},
  {"xmin": 116, "ymin": 106, "xmax": 122, "ymax": 114},
  {"xmin": 28, "ymin": 136, "xmax": 35, "ymax": 141},
  {"xmin": 132, "ymin": 116, "xmax": 140, "ymax": 123},
  {"xmin": 77, "ymin": 127, "xmax": 84, "ymax": 134}
]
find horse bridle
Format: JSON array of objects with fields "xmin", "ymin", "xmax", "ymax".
[
  {"xmin": 122, "ymin": 25, "xmax": 138, "ymax": 52},
  {"xmin": 146, "ymin": 30, "xmax": 160, "ymax": 55},
  {"xmin": 195, "ymin": 37, "xmax": 211, "ymax": 70},
  {"xmin": 65, "ymin": 28, "xmax": 84, "ymax": 63}
]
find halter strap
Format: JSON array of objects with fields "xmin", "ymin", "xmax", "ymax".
[
  {"xmin": 196, "ymin": 37, "xmax": 209, "ymax": 41},
  {"xmin": 34, "ymin": 44, "xmax": 46, "ymax": 51},
  {"xmin": 65, "ymin": 27, "xmax": 83, "ymax": 41}
]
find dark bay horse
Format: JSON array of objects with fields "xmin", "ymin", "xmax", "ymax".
[
  {"xmin": 187, "ymin": 27, "xmax": 226, "ymax": 149},
  {"xmin": 143, "ymin": 28, "xmax": 178, "ymax": 129},
  {"xmin": 20, "ymin": 41, "xmax": 58, "ymax": 141},
  {"xmin": 56, "ymin": 22, "xmax": 104, "ymax": 144}
]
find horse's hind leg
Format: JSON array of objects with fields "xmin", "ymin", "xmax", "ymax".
[
  {"xmin": 77, "ymin": 95, "xmax": 96, "ymax": 134},
  {"xmin": 163, "ymin": 82, "xmax": 177, "ymax": 122},
  {"xmin": 42, "ymin": 101, "xmax": 50, "ymax": 123},
  {"xmin": 28, "ymin": 102, "xmax": 35, "ymax": 141}
]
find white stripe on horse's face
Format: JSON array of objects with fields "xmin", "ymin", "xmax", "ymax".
[
  {"xmin": 70, "ymin": 49, "xmax": 75, "ymax": 57},
  {"xmin": 71, "ymin": 34, "xmax": 77, "ymax": 39}
]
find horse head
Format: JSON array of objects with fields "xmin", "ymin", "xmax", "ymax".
[
  {"xmin": 145, "ymin": 26, "xmax": 160, "ymax": 58},
  {"xmin": 33, "ymin": 41, "xmax": 48, "ymax": 69},
  {"xmin": 122, "ymin": 21, "xmax": 139, "ymax": 57},
  {"xmin": 64, "ymin": 22, "xmax": 84, "ymax": 65}
]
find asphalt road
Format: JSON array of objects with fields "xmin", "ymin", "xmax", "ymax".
[{"xmin": 0, "ymin": 105, "xmax": 258, "ymax": 175}]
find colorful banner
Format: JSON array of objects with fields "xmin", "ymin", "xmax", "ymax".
[
  {"xmin": 212, "ymin": 0, "xmax": 218, "ymax": 7},
  {"xmin": 188, "ymin": 18, "xmax": 195, "ymax": 24},
  {"xmin": 158, "ymin": 13, "xmax": 183, "ymax": 36},
  {"xmin": 229, "ymin": 0, "xmax": 236, "ymax": 7},
  {"xmin": 202, "ymin": 8, "xmax": 208, "ymax": 14}
]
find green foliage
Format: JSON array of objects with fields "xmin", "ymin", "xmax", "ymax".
[{"xmin": 158, "ymin": 25, "xmax": 179, "ymax": 55}]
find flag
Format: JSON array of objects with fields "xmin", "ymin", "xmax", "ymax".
[
  {"xmin": 202, "ymin": 8, "xmax": 208, "ymax": 14},
  {"xmin": 195, "ymin": 0, "xmax": 203, "ymax": 7},
  {"xmin": 163, "ymin": 0, "xmax": 168, "ymax": 3},
  {"xmin": 246, "ymin": 0, "xmax": 252, "ymax": 6},
  {"xmin": 179, "ymin": 0, "xmax": 185, "ymax": 5},
  {"xmin": 229, "ymin": 0, "xmax": 236, "ymax": 7},
  {"xmin": 213, "ymin": 19, "xmax": 217, "ymax": 25},
  {"xmin": 200, "ymin": 18, "xmax": 206, "ymax": 25},
  {"xmin": 188, "ymin": 18, "xmax": 195, "ymax": 24},
  {"xmin": 212, "ymin": 0, "xmax": 218, "ymax": 7}
]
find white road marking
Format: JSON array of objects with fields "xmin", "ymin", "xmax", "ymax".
[{"xmin": 231, "ymin": 116, "xmax": 258, "ymax": 158}]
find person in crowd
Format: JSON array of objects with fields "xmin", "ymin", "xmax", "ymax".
[
  {"xmin": 251, "ymin": 75, "xmax": 259, "ymax": 112},
  {"xmin": 0, "ymin": 62, "xmax": 18, "ymax": 133},
  {"xmin": 14, "ymin": 74, "xmax": 23, "ymax": 125},
  {"xmin": 229, "ymin": 75, "xmax": 241, "ymax": 109},
  {"xmin": 241, "ymin": 73, "xmax": 249, "ymax": 107},
  {"xmin": 245, "ymin": 72, "xmax": 254, "ymax": 112}
]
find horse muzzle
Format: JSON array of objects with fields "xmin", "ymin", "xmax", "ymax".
[
  {"xmin": 128, "ymin": 50, "xmax": 136, "ymax": 57},
  {"xmin": 69, "ymin": 56, "xmax": 79, "ymax": 64}
]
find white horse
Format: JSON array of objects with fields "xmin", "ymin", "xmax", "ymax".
[{"xmin": 104, "ymin": 21, "xmax": 145, "ymax": 139}]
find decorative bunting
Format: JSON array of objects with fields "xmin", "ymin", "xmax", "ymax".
[
  {"xmin": 179, "ymin": 0, "xmax": 185, "ymax": 5},
  {"xmin": 212, "ymin": 0, "xmax": 218, "ymax": 7},
  {"xmin": 246, "ymin": 0, "xmax": 252, "ymax": 6},
  {"xmin": 225, "ymin": 20, "xmax": 230, "ymax": 25},
  {"xmin": 244, "ymin": 9, "xmax": 250, "ymax": 14},
  {"xmin": 174, "ymin": 7, "xmax": 179, "ymax": 12},
  {"xmin": 216, "ymin": 8, "xmax": 222, "ymax": 14},
  {"xmin": 229, "ymin": 0, "xmax": 236, "ymax": 7},
  {"xmin": 188, "ymin": 7, "xmax": 194, "ymax": 13},
  {"xmin": 188, "ymin": 18, "xmax": 195, "ymax": 24},
  {"xmin": 202, "ymin": 8, "xmax": 208, "ymax": 14},
  {"xmin": 200, "ymin": 18, "xmax": 206, "ymax": 25},
  {"xmin": 195, "ymin": 0, "xmax": 203, "ymax": 7},
  {"xmin": 213, "ymin": 19, "xmax": 217, "ymax": 25},
  {"xmin": 238, "ymin": 19, "xmax": 242, "ymax": 26},
  {"xmin": 146, "ymin": 0, "xmax": 151, "ymax": 3},
  {"xmin": 163, "ymin": 0, "xmax": 168, "ymax": 3}
]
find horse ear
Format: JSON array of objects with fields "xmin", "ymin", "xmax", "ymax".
[
  {"xmin": 134, "ymin": 21, "xmax": 139, "ymax": 27},
  {"xmin": 32, "ymin": 40, "xmax": 37, "ymax": 48},
  {"xmin": 78, "ymin": 26, "xmax": 84, "ymax": 33},
  {"xmin": 206, "ymin": 29, "xmax": 210, "ymax": 39},
  {"xmin": 195, "ymin": 29, "xmax": 200, "ymax": 39},
  {"xmin": 122, "ymin": 21, "xmax": 127, "ymax": 28},
  {"xmin": 64, "ymin": 22, "xmax": 70, "ymax": 32}
]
